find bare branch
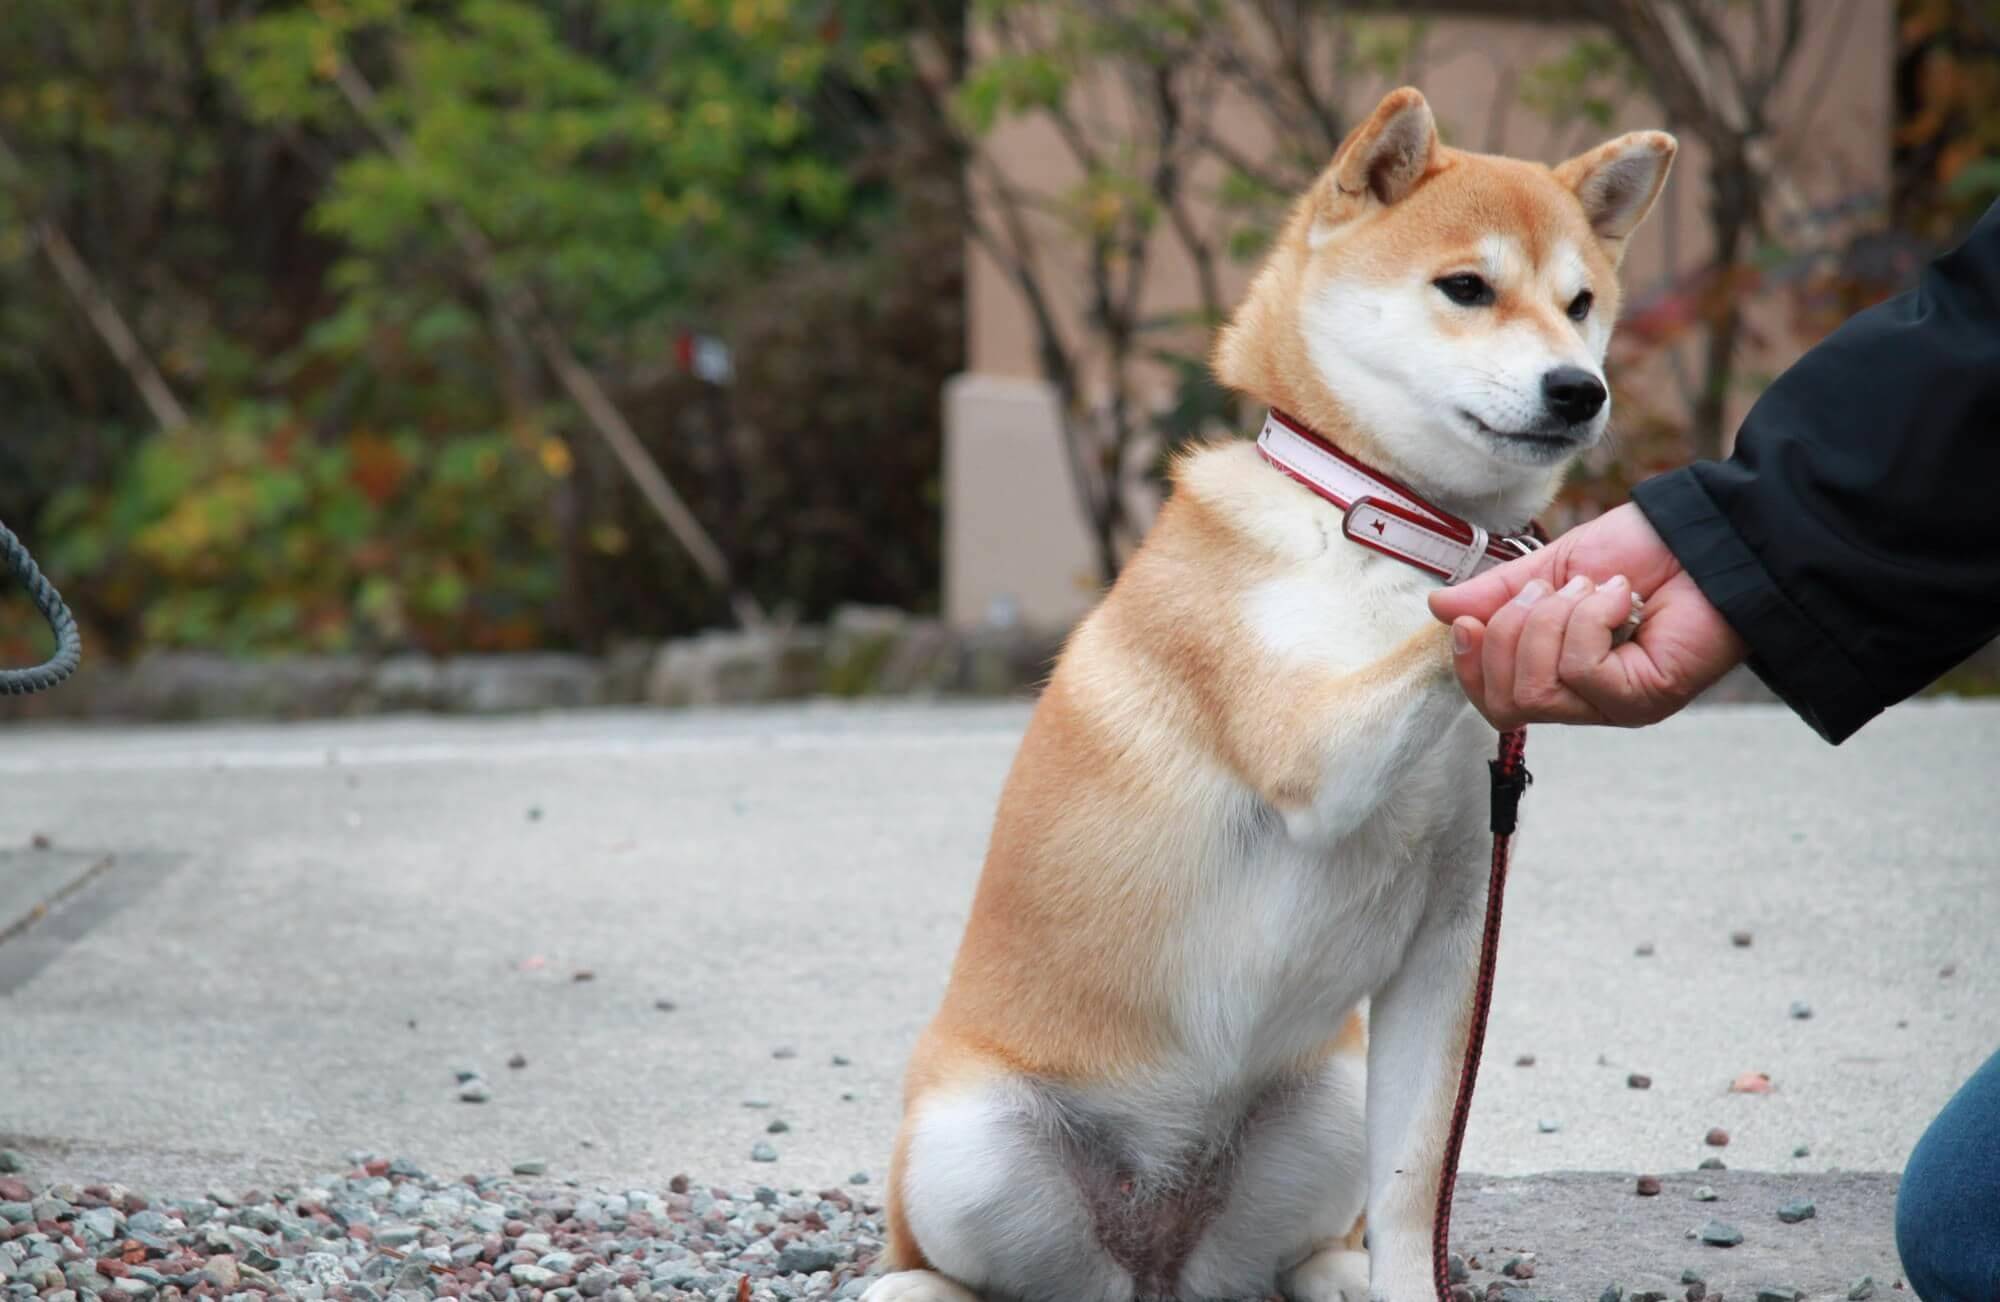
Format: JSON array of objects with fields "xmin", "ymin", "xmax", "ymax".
[{"xmin": 0, "ymin": 131, "xmax": 191, "ymax": 432}]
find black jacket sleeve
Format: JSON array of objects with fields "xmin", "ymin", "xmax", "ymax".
[{"xmin": 1631, "ymin": 200, "xmax": 2000, "ymax": 744}]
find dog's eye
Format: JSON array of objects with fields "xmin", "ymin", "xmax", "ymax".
[
  {"xmin": 1567, "ymin": 290, "xmax": 1594, "ymax": 322},
  {"xmin": 1434, "ymin": 274, "xmax": 1494, "ymax": 307}
]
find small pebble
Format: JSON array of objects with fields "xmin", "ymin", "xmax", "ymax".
[
  {"xmin": 1698, "ymin": 1220, "xmax": 1744, "ymax": 1247},
  {"xmin": 1730, "ymin": 1071, "xmax": 1774, "ymax": 1094},
  {"xmin": 1705, "ymin": 1127, "xmax": 1730, "ymax": 1147},
  {"xmin": 1731, "ymin": 931, "xmax": 1753, "ymax": 948},
  {"xmin": 1449, "ymin": 1254, "xmax": 1470, "ymax": 1284},
  {"xmin": 772, "ymin": 1046, "xmax": 798, "ymax": 1060},
  {"xmin": 1775, "ymin": 1199, "xmax": 1816, "ymax": 1223},
  {"xmin": 1694, "ymin": 1185, "xmax": 1719, "ymax": 1202},
  {"xmin": 1502, "ymin": 1253, "xmax": 1536, "ymax": 1280},
  {"xmin": 849, "ymin": 1171, "xmax": 870, "ymax": 1185},
  {"xmin": 452, "ymin": 1066, "xmax": 481, "ymax": 1083},
  {"xmin": 654, "ymin": 998, "xmax": 678, "ymax": 1012},
  {"xmin": 1939, "ymin": 963, "xmax": 1957, "ymax": 978},
  {"xmin": 458, "ymin": 1081, "xmax": 491, "ymax": 1103},
  {"xmin": 1635, "ymin": 942, "xmax": 1655, "ymax": 957},
  {"xmin": 832, "ymin": 1054, "xmax": 852, "ymax": 1066},
  {"xmin": 1793, "ymin": 1144, "xmax": 1810, "ymax": 1158},
  {"xmin": 1682, "ymin": 1270, "xmax": 1706, "ymax": 1285},
  {"xmin": 1636, "ymin": 1175, "xmax": 1662, "ymax": 1196},
  {"xmin": 1601, "ymin": 1286, "xmax": 1624, "ymax": 1302},
  {"xmin": 572, "ymin": 969, "xmax": 595, "ymax": 982},
  {"xmin": 0, "ymin": 1151, "xmax": 25, "ymax": 1174},
  {"xmin": 766, "ymin": 1119, "xmax": 791, "ymax": 1134},
  {"xmin": 30, "ymin": 833, "xmax": 51, "ymax": 849},
  {"xmin": 1755, "ymin": 1289, "xmax": 1802, "ymax": 1302},
  {"xmin": 1628, "ymin": 1073, "xmax": 1652, "ymax": 1090},
  {"xmin": 1699, "ymin": 1157, "xmax": 1727, "ymax": 1170},
  {"xmin": 511, "ymin": 1159, "xmax": 547, "ymax": 1176},
  {"xmin": 1686, "ymin": 1285, "xmax": 1707, "ymax": 1302},
  {"xmin": 507, "ymin": 1052, "xmax": 528, "ymax": 1069},
  {"xmin": 841, "ymin": 1090, "xmax": 858, "ymax": 1101},
  {"xmin": 1788, "ymin": 1001, "xmax": 1812, "ymax": 1020},
  {"xmin": 1537, "ymin": 1118, "xmax": 1561, "ymax": 1133},
  {"xmin": 1516, "ymin": 1054, "xmax": 1536, "ymax": 1067},
  {"xmin": 1632, "ymin": 1293, "xmax": 1669, "ymax": 1302},
  {"xmin": 1848, "ymin": 1276, "xmax": 1876, "ymax": 1300},
  {"xmin": 749, "ymin": 1141, "xmax": 779, "ymax": 1162},
  {"xmin": 776, "ymin": 1245, "xmax": 840, "ymax": 1275},
  {"xmin": 526, "ymin": 806, "xmax": 543, "ymax": 821}
]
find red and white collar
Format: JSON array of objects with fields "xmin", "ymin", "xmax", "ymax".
[{"xmin": 1255, "ymin": 409, "xmax": 1544, "ymax": 584}]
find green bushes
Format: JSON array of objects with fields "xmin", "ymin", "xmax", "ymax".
[{"xmin": 0, "ymin": 0, "xmax": 959, "ymax": 661}]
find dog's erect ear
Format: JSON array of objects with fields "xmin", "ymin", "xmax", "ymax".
[
  {"xmin": 1315, "ymin": 87, "xmax": 1438, "ymax": 225},
  {"xmin": 1554, "ymin": 131, "xmax": 1677, "ymax": 251}
]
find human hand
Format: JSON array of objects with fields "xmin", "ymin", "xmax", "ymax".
[{"xmin": 1426, "ymin": 503, "xmax": 1747, "ymax": 729}]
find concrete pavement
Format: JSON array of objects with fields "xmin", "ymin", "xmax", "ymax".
[{"xmin": 1, "ymin": 700, "xmax": 1995, "ymax": 1222}]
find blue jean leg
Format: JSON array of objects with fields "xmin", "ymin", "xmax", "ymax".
[{"xmin": 1897, "ymin": 1047, "xmax": 2000, "ymax": 1300}]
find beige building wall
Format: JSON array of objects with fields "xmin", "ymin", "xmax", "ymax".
[{"xmin": 944, "ymin": 2, "xmax": 1894, "ymax": 629}]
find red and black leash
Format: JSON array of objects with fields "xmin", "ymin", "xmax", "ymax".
[{"xmin": 1429, "ymin": 726, "xmax": 1532, "ymax": 1300}]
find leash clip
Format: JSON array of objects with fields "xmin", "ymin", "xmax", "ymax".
[{"xmin": 1488, "ymin": 756, "xmax": 1533, "ymax": 835}]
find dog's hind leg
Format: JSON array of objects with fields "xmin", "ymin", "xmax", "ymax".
[
  {"xmin": 875, "ymin": 1076, "xmax": 1136, "ymax": 1302},
  {"xmin": 859, "ymin": 1271, "xmax": 982, "ymax": 1302},
  {"xmin": 1176, "ymin": 1032, "xmax": 1370, "ymax": 1302}
]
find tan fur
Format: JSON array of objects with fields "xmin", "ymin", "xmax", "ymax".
[
  {"xmin": 1215, "ymin": 107, "xmax": 1671, "ymax": 499},
  {"xmin": 871, "ymin": 89, "xmax": 1673, "ymax": 1302}
]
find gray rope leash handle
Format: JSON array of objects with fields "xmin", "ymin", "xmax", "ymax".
[{"xmin": 0, "ymin": 517, "xmax": 81, "ymax": 695}]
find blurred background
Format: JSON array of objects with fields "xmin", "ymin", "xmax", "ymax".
[{"xmin": 2, "ymin": 0, "xmax": 1996, "ymax": 718}]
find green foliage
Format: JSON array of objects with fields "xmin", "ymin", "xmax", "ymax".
[
  {"xmin": 1, "ymin": 0, "xmax": 957, "ymax": 657},
  {"xmin": 1519, "ymin": 36, "xmax": 1632, "ymax": 129},
  {"xmin": 42, "ymin": 415, "xmax": 565, "ymax": 653},
  {"xmin": 218, "ymin": 0, "xmax": 880, "ymax": 335},
  {"xmin": 956, "ymin": 52, "xmax": 1070, "ymax": 133}
]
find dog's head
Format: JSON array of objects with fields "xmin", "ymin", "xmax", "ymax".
[{"xmin": 1215, "ymin": 88, "xmax": 1675, "ymax": 519}]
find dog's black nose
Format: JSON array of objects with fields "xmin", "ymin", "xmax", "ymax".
[{"xmin": 1542, "ymin": 367, "xmax": 1607, "ymax": 425}]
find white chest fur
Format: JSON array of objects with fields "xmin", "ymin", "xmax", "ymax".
[{"xmin": 1159, "ymin": 476, "xmax": 1489, "ymax": 1100}]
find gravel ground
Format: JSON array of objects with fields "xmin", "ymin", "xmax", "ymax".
[
  {"xmin": 1, "ymin": 1155, "xmax": 884, "ymax": 1302},
  {"xmin": 0, "ymin": 1156, "xmax": 1903, "ymax": 1302}
]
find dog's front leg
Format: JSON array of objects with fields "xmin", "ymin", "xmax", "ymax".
[
  {"xmin": 1361, "ymin": 874, "xmax": 1485, "ymax": 1301},
  {"xmin": 1233, "ymin": 627, "xmax": 1466, "ymax": 844}
]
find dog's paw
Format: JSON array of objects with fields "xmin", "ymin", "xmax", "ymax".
[
  {"xmin": 859, "ymin": 1269, "xmax": 982, "ymax": 1302},
  {"xmin": 1281, "ymin": 1247, "xmax": 1370, "ymax": 1302}
]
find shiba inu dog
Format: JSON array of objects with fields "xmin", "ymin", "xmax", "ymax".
[{"xmin": 865, "ymin": 88, "xmax": 1675, "ymax": 1302}]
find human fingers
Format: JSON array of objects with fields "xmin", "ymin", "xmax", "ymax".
[
  {"xmin": 1508, "ymin": 574, "xmax": 1606, "ymax": 720},
  {"xmin": 1427, "ymin": 544, "xmax": 1565, "ymax": 625},
  {"xmin": 1475, "ymin": 578, "xmax": 1552, "ymax": 727}
]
